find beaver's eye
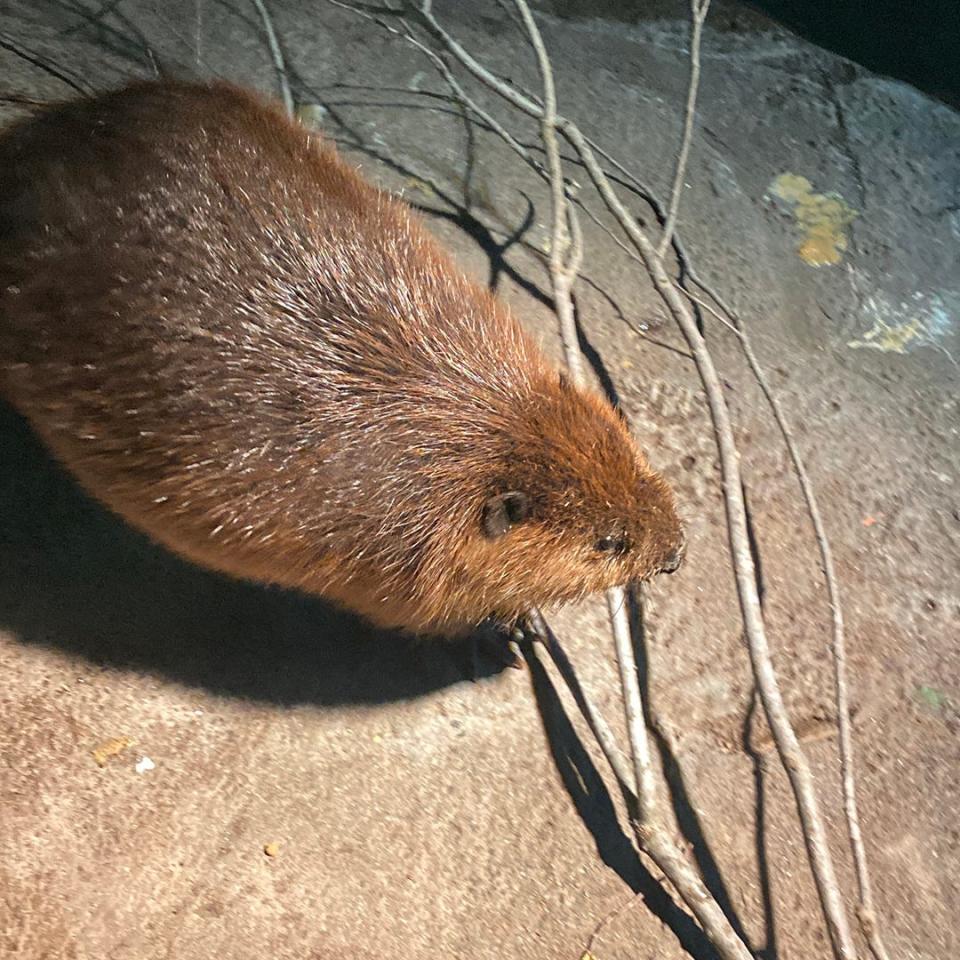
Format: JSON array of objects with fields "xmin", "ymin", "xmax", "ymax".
[{"xmin": 595, "ymin": 534, "xmax": 630, "ymax": 556}]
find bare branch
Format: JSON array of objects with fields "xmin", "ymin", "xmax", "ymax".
[
  {"xmin": 250, "ymin": 0, "xmax": 293, "ymax": 116},
  {"xmin": 525, "ymin": 614, "xmax": 754, "ymax": 960},
  {"xmin": 397, "ymin": 7, "xmax": 857, "ymax": 954},
  {"xmin": 561, "ymin": 106, "xmax": 885, "ymax": 956},
  {"xmin": 565, "ymin": 116, "xmax": 858, "ymax": 960},
  {"xmin": 403, "ymin": 0, "xmax": 543, "ymax": 117},
  {"xmin": 513, "ymin": 4, "xmax": 754, "ymax": 957},
  {"xmin": 683, "ymin": 279, "xmax": 890, "ymax": 960},
  {"xmin": 657, "ymin": 0, "xmax": 711, "ymax": 259},
  {"xmin": 606, "ymin": 585, "xmax": 657, "ymax": 821},
  {"xmin": 511, "ymin": 0, "xmax": 584, "ymax": 384}
]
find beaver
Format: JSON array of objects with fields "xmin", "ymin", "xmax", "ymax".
[{"xmin": 0, "ymin": 79, "xmax": 684, "ymax": 638}]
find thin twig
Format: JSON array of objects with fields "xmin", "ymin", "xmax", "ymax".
[
  {"xmin": 684, "ymin": 279, "xmax": 890, "ymax": 960},
  {"xmin": 511, "ymin": 0, "xmax": 584, "ymax": 384},
  {"xmin": 328, "ymin": 0, "xmax": 551, "ymax": 183},
  {"xmin": 738, "ymin": 320, "xmax": 889, "ymax": 960},
  {"xmin": 606, "ymin": 585, "xmax": 657, "ymax": 822},
  {"xmin": 400, "ymin": 0, "xmax": 703, "ymax": 283},
  {"xmin": 656, "ymin": 0, "xmax": 710, "ymax": 259},
  {"xmin": 579, "ymin": 887, "xmax": 644, "ymax": 959},
  {"xmin": 511, "ymin": 0, "xmax": 645, "ymax": 816},
  {"xmin": 404, "ymin": 0, "xmax": 542, "ymax": 115},
  {"xmin": 195, "ymin": 0, "xmax": 203, "ymax": 68},
  {"xmin": 250, "ymin": 0, "xmax": 293, "ymax": 116},
  {"xmin": 369, "ymin": 2, "xmax": 693, "ymax": 272}
]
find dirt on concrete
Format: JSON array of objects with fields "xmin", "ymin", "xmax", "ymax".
[{"xmin": 1, "ymin": 2, "xmax": 957, "ymax": 959}]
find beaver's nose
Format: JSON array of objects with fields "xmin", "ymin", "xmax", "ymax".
[{"xmin": 660, "ymin": 534, "xmax": 686, "ymax": 574}]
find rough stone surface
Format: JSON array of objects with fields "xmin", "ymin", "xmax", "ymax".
[{"xmin": 1, "ymin": 2, "xmax": 957, "ymax": 958}]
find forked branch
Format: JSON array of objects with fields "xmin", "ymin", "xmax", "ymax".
[
  {"xmin": 405, "ymin": 2, "xmax": 859, "ymax": 956},
  {"xmin": 513, "ymin": 3, "xmax": 752, "ymax": 956},
  {"xmin": 250, "ymin": 0, "xmax": 293, "ymax": 116},
  {"xmin": 328, "ymin": 3, "xmax": 881, "ymax": 958}
]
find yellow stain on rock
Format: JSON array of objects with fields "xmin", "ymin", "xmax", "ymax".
[
  {"xmin": 847, "ymin": 288, "xmax": 952, "ymax": 356},
  {"xmin": 848, "ymin": 315, "xmax": 925, "ymax": 354},
  {"xmin": 770, "ymin": 173, "xmax": 858, "ymax": 266}
]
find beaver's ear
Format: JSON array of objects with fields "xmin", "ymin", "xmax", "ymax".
[{"xmin": 482, "ymin": 491, "xmax": 530, "ymax": 539}]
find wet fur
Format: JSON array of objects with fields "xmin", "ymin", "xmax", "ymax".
[{"xmin": 0, "ymin": 79, "xmax": 683, "ymax": 636}]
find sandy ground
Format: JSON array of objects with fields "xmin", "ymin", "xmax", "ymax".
[{"xmin": 1, "ymin": 2, "xmax": 958, "ymax": 958}]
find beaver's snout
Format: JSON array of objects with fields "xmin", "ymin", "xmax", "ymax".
[{"xmin": 659, "ymin": 532, "xmax": 686, "ymax": 575}]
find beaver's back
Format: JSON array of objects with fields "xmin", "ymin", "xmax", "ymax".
[
  {"xmin": 0, "ymin": 79, "xmax": 536, "ymax": 415},
  {"xmin": 0, "ymin": 81, "xmax": 542, "ymax": 580}
]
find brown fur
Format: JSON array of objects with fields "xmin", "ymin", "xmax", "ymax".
[{"xmin": 0, "ymin": 79, "xmax": 684, "ymax": 636}]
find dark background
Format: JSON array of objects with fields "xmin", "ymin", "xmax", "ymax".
[
  {"xmin": 543, "ymin": 0, "xmax": 960, "ymax": 108},
  {"xmin": 747, "ymin": 0, "xmax": 960, "ymax": 108}
]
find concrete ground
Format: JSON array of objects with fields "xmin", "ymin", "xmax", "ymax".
[{"xmin": 1, "ymin": 1, "xmax": 958, "ymax": 958}]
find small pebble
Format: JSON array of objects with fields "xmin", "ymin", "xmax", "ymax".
[{"xmin": 135, "ymin": 756, "xmax": 156, "ymax": 774}]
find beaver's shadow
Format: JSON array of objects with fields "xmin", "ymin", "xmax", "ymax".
[{"xmin": 0, "ymin": 401, "xmax": 500, "ymax": 704}]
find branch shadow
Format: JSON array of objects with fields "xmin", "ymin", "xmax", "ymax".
[
  {"xmin": 521, "ymin": 639, "xmax": 721, "ymax": 960},
  {"xmin": 573, "ymin": 291, "xmax": 622, "ymax": 408},
  {"xmin": 317, "ymin": 100, "xmax": 555, "ymax": 308},
  {"xmin": 626, "ymin": 585, "xmax": 757, "ymax": 952},
  {"xmin": 738, "ymin": 478, "xmax": 778, "ymax": 958},
  {"xmin": 0, "ymin": 401, "xmax": 502, "ymax": 706},
  {"xmin": 743, "ymin": 691, "xmax": 780, "ymax": 960},
  {"xmin": 31, "ymin": 0, "xmax": 162, "ymax": 76}
]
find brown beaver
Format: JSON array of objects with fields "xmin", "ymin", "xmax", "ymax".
[{"xmin": 0, "ymin": 79, "xmax": 684, "ymax": 637}]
